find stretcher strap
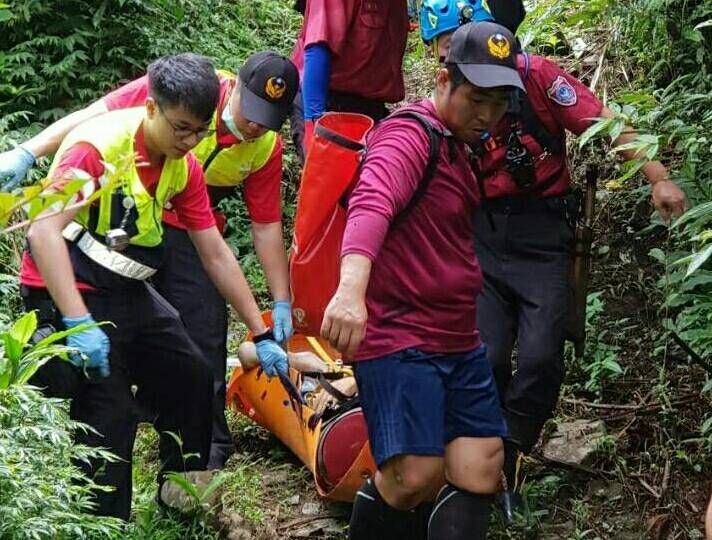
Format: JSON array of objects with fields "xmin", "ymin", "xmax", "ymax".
[
  {"xmin": 306, "ymin": 336, "xmax": 353, "ymax": 377},
  {"xmin": 314, "ymin": 123, "xmax": 365, "ymax": 152}
]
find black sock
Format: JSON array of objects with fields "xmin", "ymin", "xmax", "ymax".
[
  {"xmin": 427, "ymin": 484, "xmax": 493, "ymax": 540},
  {"xmin": 348, "ymin": 478, "xmax": 414, "ymax": 540},
  {"xmin": 412, "ymin": 501, "xmax": 434, "ymax": 540}
]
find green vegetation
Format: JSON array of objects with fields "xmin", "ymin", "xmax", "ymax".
[{"xmin": 0, "ymin": 313, "xmax": 124, "ymax": 539}]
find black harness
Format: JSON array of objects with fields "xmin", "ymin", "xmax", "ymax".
[{"xmin": 471, "ymin": 53, "xmax": 565, "ymax": 201}]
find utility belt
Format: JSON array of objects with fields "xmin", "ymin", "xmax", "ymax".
[
  {"xmin": 62, "ymin": 221, "xmax": 158, "ymax": 281},
  {"xmin": 481, "ymin": 191, "xmax": 581, "ymax": 228}
]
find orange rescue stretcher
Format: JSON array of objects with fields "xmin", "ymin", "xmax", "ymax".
[
  {"xmin": 226, "ymin": 321, "xmax": 376, "ymax": 502},
  {"xmin": 227, "ymin": 113, "xmax": 377, "ymax": 502}
]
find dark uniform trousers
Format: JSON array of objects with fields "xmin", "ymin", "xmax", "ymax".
[
  {"xmin": 474, "ymin": 202, "xmax": 574, "ymax": 452},
  {"xmin": 25, "ymin": 281, "xmax": 213, "ymax": 520},
  {"xmin": 151, "ymin": 224, "xmax": 233, "ymax": 468}
]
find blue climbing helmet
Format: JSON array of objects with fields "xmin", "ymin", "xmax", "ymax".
[{"xmin": 419, "ymin": 0, "xmax": 494, "ymax": 43}]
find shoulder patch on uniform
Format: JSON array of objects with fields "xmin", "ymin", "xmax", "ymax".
[{"xmin": 547, "ymin": 75, "xmax": 577, "ymax": 107}]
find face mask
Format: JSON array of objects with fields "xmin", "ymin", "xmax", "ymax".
[{"xmin": 221, "ymin": 95, "xmax": 244, "ymax": 140}]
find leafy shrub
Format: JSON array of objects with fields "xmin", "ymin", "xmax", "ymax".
[
  {"xmin": 566, "ymin": 292, "xmax": 624, "ymax": 398},
  {"xmin": 0, "ymin": 0, "xmax": 300, "ymax": 134},
  {"xmin": 0, "ymin": 312, "xmax": 124, "ymax": 539}
]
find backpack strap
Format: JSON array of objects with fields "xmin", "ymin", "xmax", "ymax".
[
  {"xmin": 384, "ymin": 110, "xmax": 447, "ymax": 228},
  {"xmin": 505, "ymin": 53, "xmax": 564, "ymax": 156}
]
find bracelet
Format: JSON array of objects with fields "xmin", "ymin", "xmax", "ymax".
[{"xmin": 253, "ymin": 328, "xmax": 275, "ymax": 344}]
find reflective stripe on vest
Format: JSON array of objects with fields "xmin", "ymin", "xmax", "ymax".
[
  {"xmin": 62, "ymin": 222, "xmax": 157, "ymax": 280},
  {"xmin": 49, "ymin": 107, "xmax": 189, "ymax": 248},
  {"xmin": 191, "ymin": 71, "xmax": 278, "ymax": 187}
]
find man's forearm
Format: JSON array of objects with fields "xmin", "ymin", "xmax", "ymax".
[
  {"xmin": 602, "ymin": 106, "xmax": 669, "ymax": 185},
  {"xmin": 23, "ymin": 100, "xmax": 109, "ymax": 159},
  {"xmin": 27, "ymin": 218, "xmax": 88, "ymax": 318},
  {"xmin": 193, "ymin": 230, "xmax": 268, "ymax": 335},
  {"xmin": 251, "ymin": 221, "xmax": 290, "ymax": 301},
  {"xmin": 337, "ymin": 253, "xmax": 372, "ymax": 298}
]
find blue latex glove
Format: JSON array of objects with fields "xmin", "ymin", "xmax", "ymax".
[
  {"xmin": 255, "ymin": 338, "xmax": 288, "ymax": 378},
  {"xmin": 63, "ymin": 314, "xmax": 111, "ymax": 379},
  {"xmin": 0, "ymin": 146, "xmax": 35, "ymax": 191},
  {"xmin": 272, "ymin": 300, "xmax": 294, "ymax": 344}
]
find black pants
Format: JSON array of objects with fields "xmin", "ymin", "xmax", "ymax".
[
  {"xmin": 25, "ymin": 282, "xmax": 213, "ymax": 520},
  {"xmin": 474, "ymin": 204, "xmax": 574, "ymax": 452},
  {"xmin": 290, "ymin": 90, "xmax": 389, "ymax": 164},
  {"xmin": 151, "ymin": 225, "xmax": 233, "ymax": 468}
]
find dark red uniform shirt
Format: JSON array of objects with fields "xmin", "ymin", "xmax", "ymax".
[
  {"xmin": 476, "ymin": 54, "xmax": 604, "ymax": 199},
  {"xmin": 291, "ymin": 0, "xmax": 409, "ymax": 103}
]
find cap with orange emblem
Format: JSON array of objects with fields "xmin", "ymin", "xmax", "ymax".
[
  {"xmin": 445, "ymin": 21, "xmax": 525, "ymax": 91},
  {"xmin": 238, "ymin": 51, "xmax": 299, "ymax": 131}
]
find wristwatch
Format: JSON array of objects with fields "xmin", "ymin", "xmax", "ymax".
[{"xmin": 253, "ymin": 328, "xmax": 275, "ymax": 344}]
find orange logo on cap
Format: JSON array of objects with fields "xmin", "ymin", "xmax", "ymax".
[
  {"xmin": 265, "ymin": 77, "xmax": 286, "ymax": 100},
  {"xmin": 487, "ymin": 33, "xmax": 511, "ymax": 59}
]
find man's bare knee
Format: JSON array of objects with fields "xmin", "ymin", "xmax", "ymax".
[
  {"xmin": 445, "ymin": 437, "xmax": 504, "ymax": 494},
  {"xmin": 376, "ymin": 455, "xmax": 444, "ymax": 510}
]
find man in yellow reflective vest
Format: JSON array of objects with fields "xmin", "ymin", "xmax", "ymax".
[
  {"xmin": 20, "ymin": 53, "xmax": 289, "ymax": 519},
  {"xmin": 4, "ymin": 51, "xmax": 299, "ymax": 469}
]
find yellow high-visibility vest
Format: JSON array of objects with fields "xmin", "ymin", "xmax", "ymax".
[{"xmin": 50, "ymin": 107, "xmax": 189, "ymax": 247}]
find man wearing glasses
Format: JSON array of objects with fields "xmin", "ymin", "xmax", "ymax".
[
  {"xmin": 3, "ymin": 51, "xmax": 299, "ymax": 469},
  {"xmin": 20, "ymin": 53, "xmax": 288, "ymax": 519}
]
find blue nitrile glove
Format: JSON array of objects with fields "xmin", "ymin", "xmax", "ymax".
[
  {"xmin": 255, "ymin": 337, "xmax": 289, "ymax": 378},
  {"xmin": 272, "ymin": 300, "xmax": 294, "ymax": 344},
  {"xmin": 0, "ymin": 146, "xmax": 36, "ymax": 191},
  {"xmin": 62, "ymin": 313, "xmax": 111, "ymax": 379}
]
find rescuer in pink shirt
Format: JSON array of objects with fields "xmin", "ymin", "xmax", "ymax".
[{"xmin": 321, "ymin": 22, "xmax": 524, "ymax": 540}]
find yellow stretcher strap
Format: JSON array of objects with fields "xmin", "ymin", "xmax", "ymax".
[{"xmin": 306, "ymin": 336, "xmax": 353, "ymax": 377}]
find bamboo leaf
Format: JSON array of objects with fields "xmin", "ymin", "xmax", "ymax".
[
  {"xmin": 685, "ymin": 244, "xmax": 712, "ymax": 277},
  {"xmin": 9, "ymin": 311, "xmax": 38, "ymax": 348}
]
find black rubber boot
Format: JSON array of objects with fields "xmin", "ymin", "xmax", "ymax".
[
  {"xmin": 497, "ymin": 439, "xmax": 529, "ymax": 527},
  {"xmin": 496, "ymin": 490, "xmax": 528, "ymax": 526}
]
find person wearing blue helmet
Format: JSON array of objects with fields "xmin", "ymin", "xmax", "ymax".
[
  {"xmin": 419, "ymin": 0, "xmax": 688, "ymax": 527},
  {"xmin": 420, "ymin": 0, "xmax": 494, "ymax": 60}
]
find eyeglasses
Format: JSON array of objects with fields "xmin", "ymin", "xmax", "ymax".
[{"xmin": 159, "ymin": 107, "xmax": 215, "ymax": 141}]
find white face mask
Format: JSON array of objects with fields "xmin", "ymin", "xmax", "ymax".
[{"xmin": 221, "ymin": 94, "xmax": 244, "ymax": 140}]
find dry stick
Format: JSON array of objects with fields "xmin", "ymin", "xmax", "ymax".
[
  {"xmin": 614, "ymin": 416, "xmax": 638, "ymax": 441},
  {"xmin": 563, "ymin": 397, "xmax": 644, "ymax": 410},
  {"xmin": 660, "ymin": 459, "xmax": 671, "ymax": 499},
  {"xmin": 277, "ymin": 514, "xmax": 343, "ymax": 531},
  {"xmin": 603, "ymin": 395, "xmax": 698, "ymax": 422},
  {"xmin": 589, "ymin": 42, "xmax": 609, "ymax": 94},
  {"xmin": 638, "ymin": 477, "xmax": 661, "ymax": 499},
  {"xmin": 669, "ymin": 330, "xmax": 712, "ymax": 374}
]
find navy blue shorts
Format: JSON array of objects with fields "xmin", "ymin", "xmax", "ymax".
[{"xmin": 354, "ymin": 346, "xmax": 508, "ymax": 467}]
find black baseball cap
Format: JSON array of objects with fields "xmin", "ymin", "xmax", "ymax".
[
  {"xmin": 445, "ymin": 21, "xmax": 525, "ymax": 91},
  {"xmin": 238, "ymin": 51, "xmax": 299, "ymax": 131}
]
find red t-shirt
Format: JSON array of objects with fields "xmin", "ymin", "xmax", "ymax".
[
  {"xmin": 341, "ymin": 100, "xmax": 483, "ymax": 361},
  {"xmin": 476, "ymin": 54, "xmax": 604, "ymax": 199},
  {"xmin": 291, "ymin": 0, "xmax": 409, "ymax": 103},
  {"xmin": 20, "ymin": 127, "xmax": 215, "ymax": 288},
  {"xmin": 104, "ymin": 74, "xmax": 283, "ymax": 225}
]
